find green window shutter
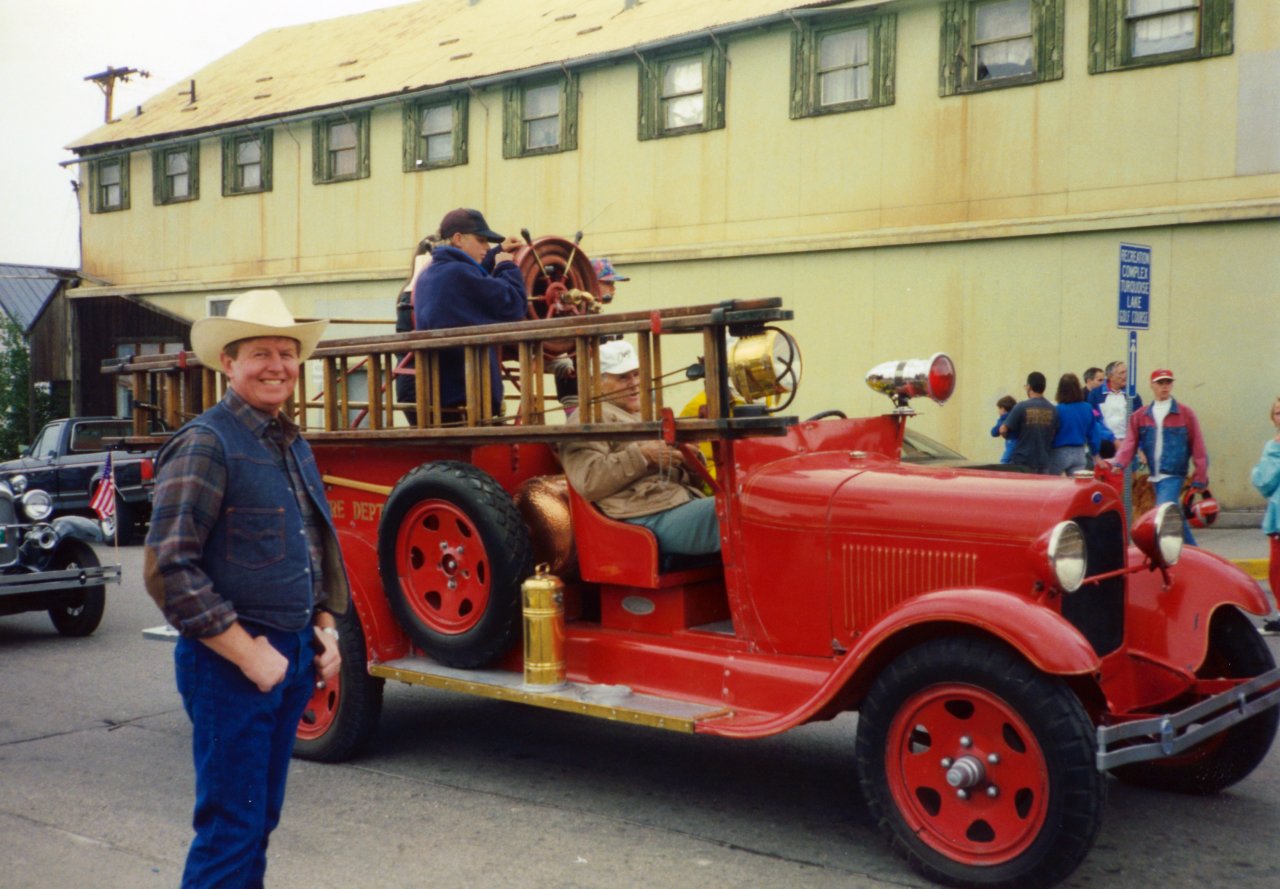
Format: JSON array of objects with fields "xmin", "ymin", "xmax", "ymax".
[
  {"xmin": 188, "ymin": 145, "xmax": 200, "ymax": 200},
  {"xmin": 1087, "ymin": 0, "xmax": 1114, "ymax": 74},
  {"xmin": 311, "ymin": 120, "xmax": 325, "ymax": 183},
  {"xmin": 402, "ymin": 102, "xmax": 418, "ymax": 173},
  {"xmin": 561, "ymin": 75, "xmax": 579, "ymax": 151},
  {"xmin": 220, "ymin": 136, "xmax": 234, "ymax": 196},
  {"xmin": 1202, "ymin": 0, "xmax": 1234, "ymax": 59},
  {"xmin": 637, "ymin": 57, "xmax": 658, "ymax": 141},
  {"xmin": 119, "ymin": 156, "xmax": 130, "ymax": 210},
  {"xmin": 876, "ymin": 14, "xmax": 898, "ymax": 106},
  {"xmin": 789, "ymin": 26, "xmax": 811, "ymax": 120},
  {"xmin": 939, "ymin": 1, "xmax": 966, "ymax": 97},
  {"xmin": 151, "ymin": 150, "xmax": 164, "ymax": 205},
  {"xmin": 706, "ymin": 45, "xmax": 726, "ymax": 132},
  {"xmin": 1033, "ymin": 0, "xmax": 1065, "ymax": 82},
  {"xmin": 453, "ymin": 94, "xmax": 470, "ymax": 165},
  {"xmin": 258, "ymin": 131, "xmax": 273, "ymax": 192},
  {"xmin": 502, "ymin": 84, "xmax": 522, "ymax": 158},
  {"xmin": 357, "ymin": 112, "xmax": 371, "ymax": 179}
]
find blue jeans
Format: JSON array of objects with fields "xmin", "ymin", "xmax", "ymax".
[
  {"xmin": 175, "ymin": 625, "xmax": 315, "ymax": 889},
  {"xmin": 624, "ymin": 497, "xmax": 720, "ymax": 555},
  {"xmin": 1152, "ymin": 475, "xmax": 1196, "ymax": 546}
]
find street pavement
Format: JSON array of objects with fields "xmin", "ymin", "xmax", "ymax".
[{"xmin": 1, "ymin": 527, "xmax": 1277, "ymax": 889}]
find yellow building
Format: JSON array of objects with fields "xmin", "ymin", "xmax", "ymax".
[{"xmin": 67, "ymin": 0, "xmax": 1278, "ymax": 505}]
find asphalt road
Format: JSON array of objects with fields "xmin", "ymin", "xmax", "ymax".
[{"xmin": 1, "ymin": 538, "xmax": 1278, "ymax": 889}]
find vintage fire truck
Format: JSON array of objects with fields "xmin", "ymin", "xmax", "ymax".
[{"xmin": 119, "ymin": 239, "xmax": 1279, "ymax": 889}]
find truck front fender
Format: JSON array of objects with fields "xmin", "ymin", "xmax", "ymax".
[
  {"xmin": 849, "ymin": 588, "xmax": 1102, "ymax": 679},
  {"xmin": 1126, "ymin": 545, "xmax": 1271, "ymax": 669},
  {"xmin": 705, "ymin": 589, "xmax": 1100, "ymax": 739}
]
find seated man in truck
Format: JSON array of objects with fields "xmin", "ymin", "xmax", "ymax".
[
  {"xmin": 414, "ymin": 208, "xmax": 527, "ymax": 419},
  {"xmin": 558, "ymin": 340, "xmax": 719, "ymax": 556}
]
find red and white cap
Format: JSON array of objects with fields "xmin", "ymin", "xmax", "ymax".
[{"xmin": 1150, "ymin": 368, "xmax": 1175, "ymax": 382}]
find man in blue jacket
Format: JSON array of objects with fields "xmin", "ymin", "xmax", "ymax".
[{"xmin": 415, "ymin": 208, "xmax": 527, "ymax": 419}]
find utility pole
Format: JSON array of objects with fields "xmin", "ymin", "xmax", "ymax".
[{"xmin": 83, "ymin": 66, "xmax": 150, "ymax": 123}]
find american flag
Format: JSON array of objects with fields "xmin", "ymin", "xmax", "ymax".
[{"xmin": 90, "ymin": 452, "xmax": 116, "ymax": 521}]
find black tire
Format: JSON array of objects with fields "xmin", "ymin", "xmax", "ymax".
[
  {"xmin": 855, "ymin": 637, "xmax": 1104, "ymax": 889},
  {"xmin": 1113, "ymin": 606, "xmax": 1278, "ymax": 794},
  {"xmin": 377, "ymin": 461, "xmax": 531, "ymax": 668},
  {"xmin": 46, "ymin": 540, "xmax": 106, "ymax": 637},
  {"xmin": 104, "ymin": 496, "xmax": 138, "ymax": 545},
  {"xmin": 293, "ymin": 605, "xmax": 384, "ymax": 763}
]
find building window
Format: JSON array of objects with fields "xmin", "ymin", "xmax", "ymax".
[
  {"xmin": 638, "ymin": 44, "xmax": 726, "ymax": 140},
  {"xmin": 404, "ymin": 94, "xmax": 468, "ymax": 170},
  {"xmin": 791, "ymin": 14, "xmax": 896, "ymax": 118},
  {"xmin": 89, "ymin": 156, "xmax": 129, "ymax": 213},
  {"xmin": 503, "ymin": 76, "xmax": 578, "ymax": 158},
  {"xmin": 1089, "ymin": 0, "xmax": 1233, "ymax": 73},
  {"xmin": 221, "ymin": 131, "xmax": 272, "ymax": 195},
  {"xmin": 151, "ymin": 143, "xmax": 199, "ymax": 204},
  {"xmin": 939, "ymin": 0, "xmax": 1064, "ymax": 96},
  {"xmin": 313, "ymin": 112, "xmax": 370, "ymax": 183}
]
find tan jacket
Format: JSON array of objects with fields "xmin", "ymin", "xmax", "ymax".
[{"xmin": 559, "ymin": 401, "xmax": 704, "ymax": 519}]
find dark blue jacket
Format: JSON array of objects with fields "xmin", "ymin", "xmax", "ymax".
[
  {"xmin": 184, "ymin": 402, "xmax": 337, "ymax": 632},
  {"xmin": 414, "ymin": 246, "xmax": 527, "ymax": 412},
  {"xmin": 1087, "ymin": 386, "xmax": 1143, "ymax": 412}
]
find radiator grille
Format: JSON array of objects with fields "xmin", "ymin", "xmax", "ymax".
[
  {"xmin": 840, "ymin": 543, "xmax": 977, "ymax": 632},
  {"xmin": 1061, "ymin": 511, "xmax": 1127, "ymax": 656},
  {"xmin": 0, "ymin": 495, "xmax": 18, "ymax": 567}
]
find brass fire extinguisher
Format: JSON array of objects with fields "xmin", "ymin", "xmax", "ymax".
[{"xmin": 522, "ymin": 564, "xmax": 566, "ymax": 690}]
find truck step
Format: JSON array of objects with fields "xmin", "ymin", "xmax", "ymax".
[{"xmin": 370, "ymin": 656, "xmax": 732, "ymax": 734}]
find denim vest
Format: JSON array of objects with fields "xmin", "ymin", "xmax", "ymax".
[{"xmin": 188, "ymin": 402, "xmax": 332, "ymax": 632}]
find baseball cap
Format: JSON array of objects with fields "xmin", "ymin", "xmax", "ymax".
[
  {"xmin": 592, "ymin": 257, "xmax": 630, "ymax": 282},
  {"xmin": 599, "ymin": 340, "xmax": 639, "ymax": 376},
  {"xmin": 439, "ymin": 208, "xmax": 503, "ymax": 242},
  {"xmin": 1150, "ymin": 369, "xmax": 1175, "ymax": 382}
]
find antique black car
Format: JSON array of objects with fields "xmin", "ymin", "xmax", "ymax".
[{"xmin": 0, "ymin": 479, "xmax": 120, "ymax": 636}]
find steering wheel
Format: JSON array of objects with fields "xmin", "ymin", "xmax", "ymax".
[
  {"xmin": 805, "ymin": 409, "xmax": 847, "ymax": 422},
  {"xmin": 677, "ymin": 444, "xmax": 722, "ymax": 496}
]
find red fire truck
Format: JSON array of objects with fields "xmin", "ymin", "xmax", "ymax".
[{"xmin": 121, "ymin": 240, "xmax": 1279, "ymax": 889}]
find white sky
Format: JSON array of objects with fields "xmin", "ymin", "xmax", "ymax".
[{"xmin": 0, "ymin": 0, "xmax": 405, "ymax": 268}]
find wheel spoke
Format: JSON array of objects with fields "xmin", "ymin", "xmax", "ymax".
[{"xmin": 887, "ymin": 684, "xmax": 1048, "ymax": 865}]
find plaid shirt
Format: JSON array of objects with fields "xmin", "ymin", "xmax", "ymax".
[{"xmin": 145, "ymin": 388, "xmax": 329, "ymax": 637}]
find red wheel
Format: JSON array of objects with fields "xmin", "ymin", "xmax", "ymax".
[
  {"xmin": 394, "ymin": 500, "xmax": 491, "ymax": 634},
  {"xmin": 378, "ymin": 461, "xmax": 531, "ymax": 668},
  {"xmin": 293, "ymin": 604, "xmax": 383, "ymax": 763},
  {"xmin": 856, "ymin": 637, "xmax": 1103, "ymax": 889},
  {"xmin": 885, "ymin": 685, "xmax": 1048, "ymax": 867}
]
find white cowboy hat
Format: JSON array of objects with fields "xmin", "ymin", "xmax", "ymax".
[{"xmin": 190, "ymin": 289, "xmax": 328, "ymax": 367}]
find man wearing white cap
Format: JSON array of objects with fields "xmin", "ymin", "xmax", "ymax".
[
  {"xmin": 144, "ymin": 289, "xmax": 350, "ymax": 888},
  {"xmin": 559, "ymin": 339, "xmax": 719, "ymax": 555},
  {"xmin": 1103, "ymin": 367, "xmax": 1209, "ymax": 544}
]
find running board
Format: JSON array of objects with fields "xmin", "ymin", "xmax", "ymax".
[{"xmin": 370, "ymin": 656, "xmax": 732, "ymax": 734}]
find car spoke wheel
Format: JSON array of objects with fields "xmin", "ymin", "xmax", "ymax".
[
  {"xmin": 293, "ymin": 605, "xmax": 383, "ymax": 763},
  {"xmin": 378, "ymin": 461, "xmax": 531, "ymax": 668},
  {"xmin": 46, "ymin": 541, "xmax": 106, "ymax": 637},
  {"xmin": 886, "ymin": 686, "xmax": 1048, "ymax": 866},
  {"xmin": 394, "ymin": 501, "xmax": 491, "ymax": 634},
  {"xmin": 856, "ymin": 637, "xmax": 1103, "ymax": 889}
]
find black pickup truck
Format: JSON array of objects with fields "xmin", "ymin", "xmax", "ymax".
[{"xmin": 0, "ymin": 417, "xmax": 156, "ymax": 543}]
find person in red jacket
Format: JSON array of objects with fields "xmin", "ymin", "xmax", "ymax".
[{"xmin": 1102, "ymin": 368, "xmax": 1208, "ymax": 544}]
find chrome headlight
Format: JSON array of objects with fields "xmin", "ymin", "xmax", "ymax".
[
  {"xmin": 1031, "ymin": 520, "xmax": 1087, "ymax": 593},
  {"xmin": 1131, "ymin": 501, "xmax": 1184, "ymax": 569},
  {"xmin": 9, "ymin": 473, "xmax": 28, "ymax": 494},
  {"xmin": 21, "ymin": 489, "xmax": 53, "ymax": 521},
  {"xmin": 1049, "ymin": 521, "xmax": 1087, "ymax": 592}
]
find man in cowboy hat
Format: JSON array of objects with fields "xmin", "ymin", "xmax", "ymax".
[{"xmin": 144, "ymin": 289, "xmax": 350, "ymax": 888}]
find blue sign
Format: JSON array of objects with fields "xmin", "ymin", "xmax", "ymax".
[{"xmin": 1117, "ymin": 243, "xmax": 1151, "ymax": 329}]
